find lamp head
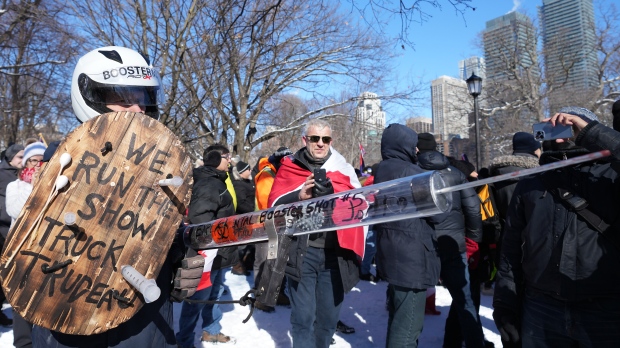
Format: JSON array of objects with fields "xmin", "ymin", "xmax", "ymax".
[{"xmin": 466, "ymin": 73, "xmax": 482, "ymax": 97}]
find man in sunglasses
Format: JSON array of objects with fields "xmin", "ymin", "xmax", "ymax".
[{"xmin": 268, "ymin": 119, "xmax": 365, "ymax": 348}]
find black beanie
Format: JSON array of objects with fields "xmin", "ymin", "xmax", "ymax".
[
  {"xmin": 236, "ymin": 161, "xmax": 250, "ymax": 173},
  {"xmin": 417, "ymin": 133, "xmax": 437, "ymax": 152},
  {"xmin": 204, "ymin": 150, "xmax": 223, "ymax": 167},
  {"xmin": 612, "ymin": 100, "xmax": 620, "ymax": 131},
  {"xmin": 512, "ymin": 132, "xmax": 540, "ymax": 155},
  {"xmin": 4, "ymin": 144, "xmax": 24, "ymax": 162}
]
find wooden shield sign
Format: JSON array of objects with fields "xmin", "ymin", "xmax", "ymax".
[{"xmin": 0, "ymin": 112, "xmax": 193, "ymax": 335}]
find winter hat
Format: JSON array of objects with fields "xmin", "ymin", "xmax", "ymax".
[
  {"xmin": 558, "ymin": 106, "xmax": 598, "ymax": 122},
  {"xmin": 4, "ymin": 143, "xmax": 25, "ymax": 162},
  {"xmin": 512, "ymin": 132, "xmax": 541, "ymax": 155},
  {"xmin": 612, "ymin": 100, "xmax": 620, "ymax": 131},
  {"xmin": 417, "ymin": 133, "xmax": 437, "ymax": 152},
  {"xmin": 42, "ymin": 140, "xmax": 61, "ymax": 162},
  {"xmin": 236, "ymin": 161, "xmax": 250, "ymax": 174},
  {"xmin": 203, "ymin": 150, "xmax": 224, "ymax": 167},
  {"xmin": 22, "ymin": 142, "xmax": 46, "ymax": 167}
]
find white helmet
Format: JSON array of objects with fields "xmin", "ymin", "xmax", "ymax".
[{"xmin": 71, "ymin": 46, "xmax": 163, "ymax": 122}]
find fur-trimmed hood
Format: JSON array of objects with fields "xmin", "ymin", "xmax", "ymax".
[{"xmin": 489, "ymin": 153, "xmax": 539, "ymax": 173}]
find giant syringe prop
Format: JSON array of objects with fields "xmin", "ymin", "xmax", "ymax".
[
  {"xmin": 183, "ymin": 170, "xmax": 451, "ymax": 253},
  {"xmin": 434, "ymin": 150, "xmax": 610, "ymax": 195},
  {"xmin": 182, "ymin": 150, "xmax": 610, "ymax": 307},
  {"xmin": 183, "ymin": 150, "xmax": 610, "ymax": 252}
]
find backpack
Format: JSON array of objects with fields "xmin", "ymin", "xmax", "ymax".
[
  {"xmin": 477, "ymin": 184, "xmax": 501, "ymax": 244},
  {"xmin": 476, "ymin": 184, "xmax": 502, "ymax": 282}
]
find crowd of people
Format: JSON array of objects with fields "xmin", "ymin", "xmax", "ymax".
[{"xmin": 1, "ymin": 44, "xmax": 620, "ymax": 348}]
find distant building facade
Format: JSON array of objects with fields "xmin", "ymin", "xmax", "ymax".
[
  {"xmin": 540, "ymin": 0, "xmax": 597, "ymax": 111},
  {"xmin": 356, "ymin": 92, "xmax": 385, "ymax": 142},
  {"xmin": 482, "ymin": 11, "xmax": 539, "ymax": 166},
  {"xmin": 431, "ymin": 76, "xmax": 469, "ymax": 143},
  {"xmin": 356, "ymin": 92, "xmax": 385, "ymax": 166},
  {"xmin": 484, "ymin": 11, "xmax": 537, "ymax": 81},
  {"xmin": 406, "ymin": 117, "xmax": 433, "ymax": 134},
  {"xmin": 459, "ymin": 56, "xmax": 486, "ymax": 81}
]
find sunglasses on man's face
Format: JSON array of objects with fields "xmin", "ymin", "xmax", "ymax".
[{"xmin": 305, "ymin": 135, "xmax": 332, "ymax": 144}]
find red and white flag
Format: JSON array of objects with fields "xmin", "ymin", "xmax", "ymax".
[
  {"xmin": 196, "ymin": 249, "xmax": 218, "ymax": 290},
  {"xmin": 268, "ymin": 148, "xmax": 368, "ymax": 258},
  {"xmin": 359, "ymin": 143, "xmax": 366, "ymax": 172}
]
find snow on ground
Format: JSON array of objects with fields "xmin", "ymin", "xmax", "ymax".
[{"xmin": 0, "ymin": 267, "xmax": 501, "ymax": 347}]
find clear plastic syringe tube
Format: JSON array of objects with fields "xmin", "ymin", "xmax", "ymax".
[
  {"xmin": 184, "ymin": 170, "xmax": 451, "ymax": 250},
  {"xmin": 120, "ymin": 265, "xmax": 161, "ymax": 303}
]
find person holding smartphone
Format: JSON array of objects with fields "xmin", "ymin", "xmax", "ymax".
[
  {"xmin": 268, "ymin": 119, "xmax": 364, "ymax": 348},
  {"xmin": 493, "ymin": 107, "xmax": 620, "ymax": 347}
]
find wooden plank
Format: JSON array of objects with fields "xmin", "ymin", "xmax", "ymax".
[{"xmin": 0, "ymin": 112, "xmax": 193, "ymax": 335}]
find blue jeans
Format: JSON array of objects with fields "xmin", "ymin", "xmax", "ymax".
[
  {"xmin": 442, "ymin": 252, "xmax": 484, "ymax": 348},
  {"xmin": 175, "ymin": 269, "xmax": 225, "ymax": 348},
  {"xmin": 288, "ymin": 246, "xmax": 344, "ymax": 348},
  {"xmin": 360, "ymin": 229, "xmax": 376, "ymax": 275},
  {"xmin": 386, "ymin": 285, "xmax": 426, "ymax": 348},
  {"xmin": 522, "ymin": 291, "xmax": 620, "ymax": 348}
]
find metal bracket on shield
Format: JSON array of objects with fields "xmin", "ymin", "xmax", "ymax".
[{"xmin": 100, "ymin": 141, "xmax": 113, "ymax": 155}]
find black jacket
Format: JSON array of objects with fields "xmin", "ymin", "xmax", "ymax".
[
  {"xmin": 271, "ymin": 147, "xmax": 360, "ymax": 293},
  {"xmin": 188, "ymin": 166, "xmax": 238, "ymax": 270},
  {"xmin": 0, "ymin": 160, "xmax": 19, "ymax": 239},
  {"xmin": 494, "ymin": 122, "xmax": 620, "ymax": 312},
  {"xmin": 373, "ymin": 124, "xmax": 442, "ymax": 289},
  {"xmin": 232, "ymin": 177, "xmax": 255, "ymax": 214},
  {"xmin": 488, "ymin": 153, "xmax": 539, "ymax": 228},
  {"xmin": 418, "ymin": 150, "xmax": 482, "ymax": 254}
]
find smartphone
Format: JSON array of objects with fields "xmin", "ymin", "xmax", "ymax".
[
  {"xmin": 313, "ymin": 168, "xmax": 327, "ymax": 185},
  {"xmin": 532, "ymin": 122, "xmax": 574, "ymax": 141}
]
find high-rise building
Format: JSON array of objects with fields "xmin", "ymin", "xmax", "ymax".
[
  {"xmin": 431, "ymin": 76, "xmax": 470, "ymax": 143},
  {"xmin": 356, "ymin": 92, "xmax": 385, "ymax": 136},
  {"xmin": 482, "ymin": 11, "xmax": 538, "ymax": 165},
  {"xmin": 459, "ymin": 56, "xmax": 486, "ymax": 81},
  {"xmin": 484, "ymin": 12, "xmax": 537, "ymax": 81},
  {"xmin": 406, "ymin": 117, "xmax": 433, "ymax": 134},
  {"xmin": 540, "ymin": 0, "xmax": 597, "ymax": 110},
  {"xmin": 356, "ymin": 92, "xmax": 385, "ymax": 165}
]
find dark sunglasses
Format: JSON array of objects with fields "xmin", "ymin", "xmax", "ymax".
[{"xmin": 305, "ymin": 135, "xmax": 332, "ymax": 144}]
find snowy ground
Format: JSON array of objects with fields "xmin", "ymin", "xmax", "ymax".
[{"xmin": 0, "ymin": 267, "xmax": 501, "ymax": 347}]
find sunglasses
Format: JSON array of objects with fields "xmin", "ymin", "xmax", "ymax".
[{"xmin": 305, "ymin": 135, "xmax": 332, "ymax": 144}]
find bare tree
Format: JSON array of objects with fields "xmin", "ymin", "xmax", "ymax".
[
  {"xmin": 0, "ymin": 0, "xmax": 81, "ymax": 146},
  {"xmin": 346, "ymin": 0, "xmax": 476, "ymax": 49},
  {"xmin": 68, "ymin": 0, "xmax": 412, "ymax": 161}
]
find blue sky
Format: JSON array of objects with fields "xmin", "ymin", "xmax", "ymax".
[{"xmin": 379, "ymin": 0, "xmax": 609, "ymax": 122}]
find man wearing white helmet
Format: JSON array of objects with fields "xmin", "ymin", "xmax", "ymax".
[
  {"xmin": 71, "ymin": 46, "xmax": 163, "ymax": 123},
  {"xmin": 29, "ymin": 46, "xmax": 183, "ymax": 348}
]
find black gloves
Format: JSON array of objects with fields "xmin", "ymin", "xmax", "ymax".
[
  {"xmin": 268, "ymin": 147, "xmax": 293, "ymax": 169},
  {"xmin": 493, "ymin": 306, "xmax": 521, "ymax": 344},
  {"xmin": 170, "ymin": 252, "xmax": 205, "ymax": 302},
  {"xmin": 312, "ymin": 178, "xmax": 334, "ymax": 197}
]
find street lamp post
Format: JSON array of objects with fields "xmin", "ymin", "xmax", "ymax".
[{"xmin": 466, "ymin": 73, "xmax": 483, "ymax": 171}]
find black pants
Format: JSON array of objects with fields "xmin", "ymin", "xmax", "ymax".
[{"xmin": 13, "ymin": 311, "xmax": 33, "ymax": 348}]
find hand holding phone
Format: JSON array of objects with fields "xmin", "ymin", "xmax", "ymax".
[
  {"xmin": 532, "ymin": 122, "xmax": 574, "ymax": 141},
  {"xmin": 313, "ymin": 168, "xmax": 327, "ymax": 185},
  {"xmin": 312, "ymin": 168, "xmax": 333, "ymax": 197}
]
